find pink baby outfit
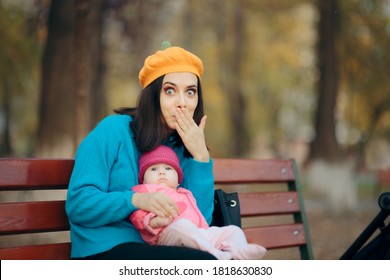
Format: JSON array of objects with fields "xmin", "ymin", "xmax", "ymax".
[
  {"xmin": 130, "ymin": 184, "xmax": 266, "ymax": 260},
  {"xmin": 130, "ymin": 184, "xmax": 209, "ymax": 245}
]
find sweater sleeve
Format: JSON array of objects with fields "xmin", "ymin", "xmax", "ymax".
[
  {"xmin": 65, "ymin": 116, "xmax": 138, "ymax": 227},
  {"xmin": 180, "ymin": 158, "xmax": 214, "ymax": 225}
]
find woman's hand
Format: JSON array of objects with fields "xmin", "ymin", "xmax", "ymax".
[
  {"xmin": 132, "ymin": 192, "xmax": 179, "ymax": 219},
  {"xmin": 174, "ymin": 107, "xmax": 209, "ymax": 162}
]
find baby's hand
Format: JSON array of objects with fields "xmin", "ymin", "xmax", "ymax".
[{"xmin": 149, "ymin": 216, "xmax": 172, "ymax": 228}]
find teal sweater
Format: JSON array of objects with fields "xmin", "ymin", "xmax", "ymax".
[{"xmin": 65, "ymin": 114, "xmax": 214, "ymax": 258}]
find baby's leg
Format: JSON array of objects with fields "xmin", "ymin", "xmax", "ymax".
[
  {"xmin": 159, "ymin": 219, "xmax": 231, "ymax": 260},
  {"xmin": 209, "ymin": 225, "xmax": 266, "ymax": 260}
]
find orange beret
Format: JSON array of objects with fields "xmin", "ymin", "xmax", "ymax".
[{"xmin": 138, "ymin": 46, "xmax": 204, "ymax": 88}]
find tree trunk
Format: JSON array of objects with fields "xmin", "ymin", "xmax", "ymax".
[
  {"xmin": 74, "ymin": 0, "xmax": 107, "ymax": 146},
  {"xmin": 36, "ymin": 0, "xmax": 76, "ymax": 157},
  {"xmin": 73, "ymin": 0, "xmax": 92, "ymax": 147},
  {"xmin": 182, "ymin": 0, "xmax": 195, "ymax": 49},
  {"xmin": 214, "ymin": 0, "xmax": 248, "ymax": 156},
  {"xmin": 229, "ymin": 2, "xmax": 247, "ymax": 156},
  {"xmin": 0, "ymin": 79, "xmax": 13, "ymax": 156},
  {"xmin": 309, "ymin": 0, "xmax": 341, "ymax": 162},
  {"xmin": 306, "ymin": 0, "xmax": 358, "ymax": 213},
  {"xmin": 89, "ymin": 0, "xmax": 107, "ymax": 127},
  {"xmin": 36, "ymin": 0, "xmax": 106, "ymax": 157}
]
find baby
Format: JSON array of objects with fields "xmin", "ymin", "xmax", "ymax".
[{"xmin": 130, "ymin": 145, "xmax": 266, "ymax": 260}]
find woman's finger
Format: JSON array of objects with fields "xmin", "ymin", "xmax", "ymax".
[
  {"xmin": 175, "ymin": 108, "xmax": 191, "ymax": 131},
  {"xmin": 151, "ymin": 194, "xmax": 179, "ymax": 218},
  {"xmin": 174, "ymin": 108, "xmax": 210, "ymax": 162},
  {"xmin": 199, "ymin": 115, "xmax": 207, "ymax": 131}
]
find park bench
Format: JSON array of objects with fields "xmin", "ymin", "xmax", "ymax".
[{"xmin": 0, "ymin": 158, "xmax": 314, "ymax": 260}]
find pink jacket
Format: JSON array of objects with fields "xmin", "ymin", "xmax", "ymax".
[{"xmin": 129, "ymin": 184, "xmax": 209, "ymax": 245}]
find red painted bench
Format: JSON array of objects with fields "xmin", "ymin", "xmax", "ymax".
[{"xmin": 0, "ymin": 158, "xmax": 314, "ymax": 259}]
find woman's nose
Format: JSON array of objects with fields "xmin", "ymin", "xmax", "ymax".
[{"xmin": 177, "ymin": 92, "xmax": 187, "ymax": 108}]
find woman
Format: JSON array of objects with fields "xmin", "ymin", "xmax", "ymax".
[{"xmin": 65, "ymin": 45, "xmax": 215, "ymax": 259}]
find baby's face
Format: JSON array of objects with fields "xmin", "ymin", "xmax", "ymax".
[{"xmin": 143, "ymin": 163, "xmax": 179, "ymax": 189}]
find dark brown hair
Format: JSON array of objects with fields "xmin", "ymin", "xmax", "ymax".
[{"xmin": 114, "ymin": 75, "xmax": 205, "ymax": 155}]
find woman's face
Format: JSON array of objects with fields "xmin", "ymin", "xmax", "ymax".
[{"xmin": 160, "ymin": 72, "xmax": 199, "ymax": 131}]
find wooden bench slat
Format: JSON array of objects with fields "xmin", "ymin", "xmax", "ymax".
[
  {"xmin": 239, "ymin": 191, "xmax": 300, "ymax": 216},
  {"xmin": 0, "ymin": 159, "xmax": 74, "ymax": 190},
  {"xmin": 243, "ymin": 224, "xmax": 307, "ymax": 249},
  {"xmin": 0, "ymin": 242, "xmax": 71, "ymax": 260},
  {"xmin": 0, "ymin": 201, "xmax": 69, "ymax": 235},
  {"xmin": 213, "ymin": 159, "xmax": 295, "ymax": 183}
]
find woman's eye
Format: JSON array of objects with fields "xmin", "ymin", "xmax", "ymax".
[
  {"xmin": 187, "ymin": 89, "xmax": 196, "ymax": 96},
  {"xmin": 165, "ymin": 88, "xmax": 175, "ymax": 95},
  {"xmin": 166, "ymin": 167, "xmax": 173, "ymax": 171},
  {"xmin": 151, "ymin": 167, "xmax": 157, "ymax": 171}
]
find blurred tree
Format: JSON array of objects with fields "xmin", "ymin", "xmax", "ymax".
[
  {"xmin": 309, "ymin": 0, "xmax": 341, "ymax": 162},
  {"xmin": 110, "ymin": 0, "xmax": 167, "ymax": 75},
  {"xmin": 212, "ymin": 0, "xmax": 248, "ymax": 156},
  {"xmin": 36, "ymin": 0, "xmax": 106, "ymax": 157},
  {"xmin": 73, "ymin": 0, "xmax": 107, "ymax": 146},
  {"xmin": 338, "ymin": 0, "xmax": 390, "ymax": 169},
  {"xmin": 74, "ymin": 0, "xmax": 92, "ymax": 148},
  {"xmin": 88, "ymin": 0, "xmax": 107, "ymax": 128},
  {"xmin": 308, "ymin": 0, "xmax": 390, "ymax": 167},
  {"xmin": 181, "ymin": 0, "xmax": 196, "ymax": 49},
  {"xmin": 35, "ymin": 0, "xmax": 76, "ymax": 156},
  {"xmin": 245, "ymin": 1, "xmax": 315, "ymax": 154},
  {"xmin": 0, "ymin": 3, "xmax": 40, "ymax": 156}
]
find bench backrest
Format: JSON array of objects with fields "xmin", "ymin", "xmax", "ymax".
[
  {"xmin": 213, "ymin": 158, "xmax": 313, "ymax": 259},
  {"xmin": 0, "ymin": 158, "xmax": 314, "ymax": 260},
  {"xmin": 0, "ymin": 159, "xmax": 73, "ymax": 260}
]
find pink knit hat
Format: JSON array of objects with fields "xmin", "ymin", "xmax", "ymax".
[{"xmin": 138, "ymin": 145, "xmax": 183, "ymax": 184}]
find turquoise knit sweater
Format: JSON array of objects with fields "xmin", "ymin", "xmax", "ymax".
[{"xmin": 65, "ymin": 114, "xmax": 214, "ymax": 258}]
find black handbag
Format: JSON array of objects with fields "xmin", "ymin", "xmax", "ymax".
[{"xmin": 211, "ymin": 189, "xmax": 242, "ymax": 227}]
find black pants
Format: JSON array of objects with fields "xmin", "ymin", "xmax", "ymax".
[{"xmin": 79, "ymin": 242, "xmax": 217, "ymax": 260}]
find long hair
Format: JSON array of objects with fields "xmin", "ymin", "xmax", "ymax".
[{"xmin": 114, "ymin": 75, "xmax": 205, "ymax": 155}]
